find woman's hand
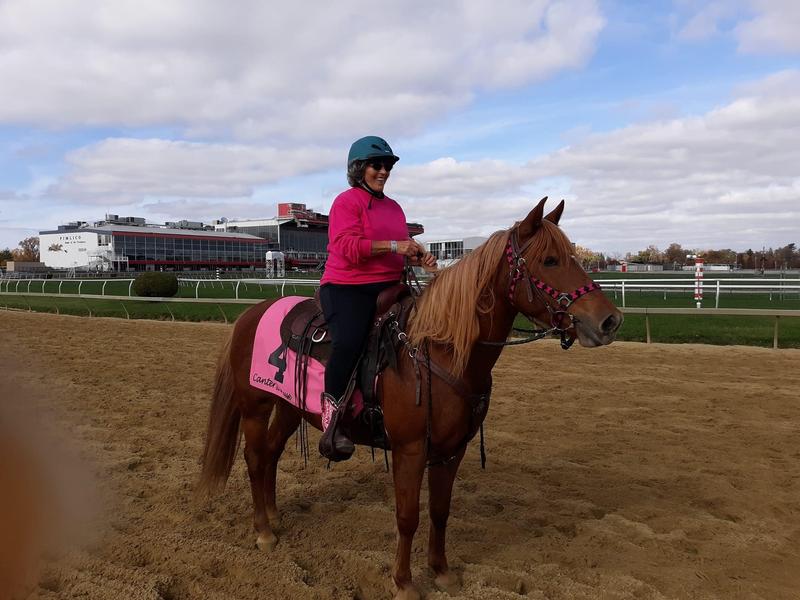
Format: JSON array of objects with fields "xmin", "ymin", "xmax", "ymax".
[
  {"xmin": 395, "ymin": 239, "xmax": 424, "ymax": 257},
  {"xmin": 409, "ymin": 250, "xmax": 438, "ymax": 273}
]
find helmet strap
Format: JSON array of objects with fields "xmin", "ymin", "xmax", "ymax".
[{"xmin": 359, "ymin": 182, "xmax": 384, "ymax": 206}]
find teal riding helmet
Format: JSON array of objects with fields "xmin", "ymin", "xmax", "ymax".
[{"xmin": 347, "ymin": 136, "xmax": 399, "ymax": 167}]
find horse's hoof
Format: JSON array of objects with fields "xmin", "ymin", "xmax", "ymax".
[
  {"xmin": 434, "ymin": 570, "xmax": 461, "ymax": 594},
  {"xmin": 255, "ymin": 533, "xmax": 278, "ymax": 552}
]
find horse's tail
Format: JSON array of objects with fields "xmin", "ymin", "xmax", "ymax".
[{"xmin": 198, "ymin": 332, "xmax": 241, "ymax": 497}]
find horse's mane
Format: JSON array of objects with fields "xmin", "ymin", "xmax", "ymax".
[{"xmin": 408, "ymin": 220, "xmax": 574, "ymax": 377}]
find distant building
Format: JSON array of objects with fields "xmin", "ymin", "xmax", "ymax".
[
  {"xmin": 607, "ymin": 262, "xmax": 664, "ymax": 272},
  {"xmin": 216, "ymin": 203, "xmax": 425, "ymax": 268},
  {"xmin": 424, "ymin": 236, "xmax": 487, "ymax": 261},
  {"xmin": 681, "ymin": 264, "xmax": 734, "ymax": 272},
  {"xmin": 40, "ymin": 214, "xmax": 268, "ymax": 272}
]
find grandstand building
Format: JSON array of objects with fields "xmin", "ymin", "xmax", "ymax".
[
  {"xmin": 215, "ymin": 203, "xmax": 425, "ymax": 269},
  {"xmin": 39, "ymin": 203, "xmax": 426, "ymax": 272},
  {"xmin": 39, "ymin": 215, "xmax": 268, "ymax": 272}
]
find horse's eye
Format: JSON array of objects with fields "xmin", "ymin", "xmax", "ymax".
[{"xmin": 543, "ymin": 256, "xmax": 558, "ymax": 267}]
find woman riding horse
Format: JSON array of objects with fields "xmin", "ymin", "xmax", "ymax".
[{"xmin": 318, "ymin": 135, "xmax": 436, "ymax": 461}]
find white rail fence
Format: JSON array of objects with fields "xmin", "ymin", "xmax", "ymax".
[
  {"xmin": 178, "ymin": 278, "xmax": 321, "ymax": 299},
  {"xmin": 3, "ymin": 276, "xmax": 800, "ymax": 304},
  {"xmin": 601, "ymin": 278, "xmax": 800, "ymax": 307},
  {"xmin": 0, "ymin": 277, "xmax": 322, "ymax": 299},
  {"xmin": 1, "ymin": 292, "xmax": 799, "ymax": 347}
]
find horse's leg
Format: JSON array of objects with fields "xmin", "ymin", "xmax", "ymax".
[
  {"xmin": 427, "ymin": 447, "xmax": 466, "ymax": 593},
  {"xmin": 241, "ymin": 401, "xmax": 279, "ymax": 551},
  {"xmin": 391, "ymin": 442, "xmax": 427, "ymax": 600},
  {"xmin": 263, "ymin": 402, "xmax": 301, "ymax": 529}
]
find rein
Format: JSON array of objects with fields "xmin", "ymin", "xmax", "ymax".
[
  {"xmin": 389, "ymin": 314, "xmax": 490, "ymax": 469},
  {"xmin": 478, "ymin": 326, "xmax": 551, "ymax": 347}
]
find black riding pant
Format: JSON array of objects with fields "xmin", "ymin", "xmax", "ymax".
[{"xmin": 319, "ymin": 281, "xmax": 396, "ymax": 399}]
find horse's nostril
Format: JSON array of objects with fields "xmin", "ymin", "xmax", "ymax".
[{"xmin": 601, "ymin": 314, "xmax": 620, "ymax": 334}]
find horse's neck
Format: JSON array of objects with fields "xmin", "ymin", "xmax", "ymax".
[
  {"xmin": 462, "ymin": 285, "xmax": 517, "ymax": 391},
  {"xmin": 410, "ymin": 262, "xmax": 516, "ymax": 393}
]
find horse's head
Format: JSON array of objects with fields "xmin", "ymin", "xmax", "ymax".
[{"xmin": 509, "ymin": 197, "xmax": 622, "ymax": 347}]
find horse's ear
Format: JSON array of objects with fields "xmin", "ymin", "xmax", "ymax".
[
  {"xmin": 518, "ymin": 196, "xmax": 548, "ymax": 240},
  {"xmin": 544, "ymin": 199, "xmax": 565, "ymax": 225}
]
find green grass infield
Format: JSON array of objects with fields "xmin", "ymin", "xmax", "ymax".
[{"xmin": 2, "ymin": 290, "xmax": 799, "ymax": 348}]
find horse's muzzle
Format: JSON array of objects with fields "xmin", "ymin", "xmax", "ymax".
[{"xmin": 575, "ymin": 309, "xmax": 623, "ymax": 347}]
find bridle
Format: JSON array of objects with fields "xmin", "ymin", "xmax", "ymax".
[{"xmin": 494, "ymin": 226, "xmax": 603, "ymax": 349}]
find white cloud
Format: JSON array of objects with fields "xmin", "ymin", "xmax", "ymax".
[
  {"xmin": 390, "ymin": 158, "xmax": 544, "ymax": 239},
  {"xmin": 50, "ymin": 138, "xmax": 340, "ymax": 204},
  {"xmin": 399, "ymin": 70, "xmax": 800, "ymax": 253},
  {"xmin": 674, "ymin": 0, "xmax": 800, "ymax": 54},
  {"xmin": 28, "ymin": 69, "xmax": 800, "ymax": 254},
  {"xmin": 675, "ymin": 1, "xmax": 742, "ymax": 41},
  {"xmin": 393, "ymin": 158, "xmax": 533, "ymax": 197},
  {"xmin": 736, "ymin": 0, "xmax": 800, "ymax": 53},
  {"xmin": 0, "ymin": 0, "xmax": 603, "ymax": 140}
]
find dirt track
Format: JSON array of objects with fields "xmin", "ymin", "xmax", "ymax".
[{"xmin": 2, "ymin": 310, "xmax": 799, "ymax": 600}]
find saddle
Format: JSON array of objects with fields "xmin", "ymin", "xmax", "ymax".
[
  {"xmin": 280, "ymin": 283, "xmax": 411, "ymax": 359},
  {"xmin": 279, "ymin": 283, "xmax": 415, "ymax": 448}
]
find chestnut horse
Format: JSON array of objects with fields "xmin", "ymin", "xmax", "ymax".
[{"xmin": 198, "ymin": 198, "xmax": 622, "ymax": 599}]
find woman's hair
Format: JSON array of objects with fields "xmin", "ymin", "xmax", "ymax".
[{"xmin": 347, "ymin": 160, "xmax": 367, "ymax": 187}]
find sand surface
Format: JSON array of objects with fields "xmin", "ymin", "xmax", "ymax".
[{"xmin": 1, "ymin": 310, "xmax": 799, "ymax": 600}]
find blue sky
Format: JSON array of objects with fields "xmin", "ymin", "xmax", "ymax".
[{"xmin": 0, "ymin": 0, "xmax": 798, "ymax": 255}]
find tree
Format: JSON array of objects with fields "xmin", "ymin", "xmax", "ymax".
[
  {"xmin": 664, "ymin": 243, "xmax": 685, "ymax": 266},
  {"xmin": 629, "ymin": 244, "xmax": 663, "ymax": 264},
  {"xmin": 704, "ymin": 248, "xmax": 736, "ymax": 265},
  {"xmin": 0, "ymin": 248, "xmax": 12, "ymax": 267},
  {"xmin": 12, "ymin": 236, "xmax": 39, "ymax": 262},
  {"xmin": 573, "ymin": 244, "xmax": 601, "ymax": 269},
  {"xmin": 645, "ymin": 245, "xmax": 663, "ymax": 263},
  {"xmin": 780, "ymin": 243, "xmax": 797, "ymax": 269}
]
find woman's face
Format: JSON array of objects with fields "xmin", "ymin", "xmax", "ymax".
[{"xmin": 363, "ymin": 159, "xmax": 393, "ymax": 193}]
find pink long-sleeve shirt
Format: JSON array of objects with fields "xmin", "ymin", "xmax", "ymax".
[{"xmin": 320, "ymin": 187, "xmax": 409, "ymax": 285}]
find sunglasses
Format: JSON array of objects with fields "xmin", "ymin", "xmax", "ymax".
[{"xmin": 367, "ymin": 159, "xmax": 394, "ymax": 172}]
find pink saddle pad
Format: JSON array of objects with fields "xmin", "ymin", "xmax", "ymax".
[{"xmin": 250, "ymin": 296, "xmax": 362, "ymax": 417}]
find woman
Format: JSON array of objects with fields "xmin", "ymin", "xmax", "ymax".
[{"xmin": 318, "ymin": 135, "xmax": 437, "ymax": 461}]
